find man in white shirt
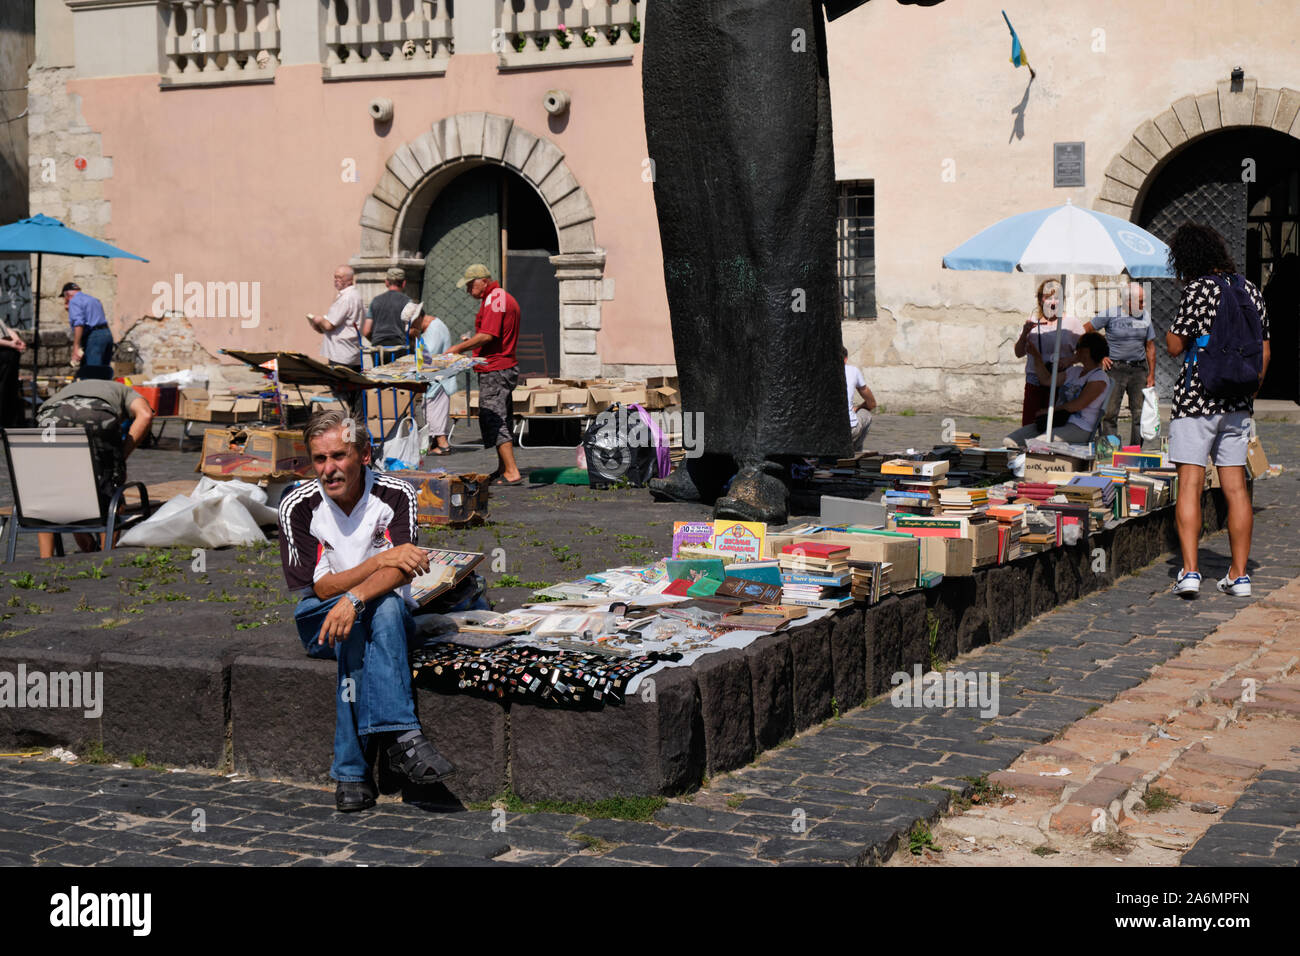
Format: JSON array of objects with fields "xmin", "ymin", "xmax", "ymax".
[
  {"xmin": 307, "ymin": 265, "xmax": 364, "ymax": 371},
  {"xmin": 843, "ymin": 347, "xmax": 877, "ymax": 451},
  {"xmin": 278, "ymin": 409, "xmax": 456, "ymax": 811}
]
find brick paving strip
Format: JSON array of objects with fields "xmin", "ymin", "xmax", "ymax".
[
  {"xmin": 0, "ymin": 468, "xmax": 1296, "ymax": 866},
  {"xmin": 889, "ymin": 578, "xmax": 1300, "ymax": 867}
]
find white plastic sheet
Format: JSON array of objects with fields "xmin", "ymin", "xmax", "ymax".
[{"xmin": 117, "ymin": 477, "xmax": 280, "ymax": 549}]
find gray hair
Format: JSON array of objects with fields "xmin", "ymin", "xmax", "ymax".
[{"xmin": 304, "ymin": 408, "xmax": 369, "ymax": 454}]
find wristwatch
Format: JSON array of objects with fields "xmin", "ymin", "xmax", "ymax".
[{"xmin": 344, "ymin": 591, "xmax": 365, "ymax": 616}]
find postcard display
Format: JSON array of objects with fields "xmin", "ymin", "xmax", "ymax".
[{"xmin": 408, "ymin": 522, "xmax": 841, "ymax": 708}]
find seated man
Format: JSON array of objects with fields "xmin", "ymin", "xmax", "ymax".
[
  {"xmin": 278, "ymin": 409, "xmax": 456, "ymax": 812},
  {"xmin": 843, "ymin": 347, "xmax": 877, "ymax": 452},
  {"xmin": 35, "ymin": 377, "xmax": 154, "ymax": 556}
]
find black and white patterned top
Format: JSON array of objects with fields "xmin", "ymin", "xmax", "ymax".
[{"xmin": 1170, "ymin": 274, "xmax": 1269, "ymax": 419}]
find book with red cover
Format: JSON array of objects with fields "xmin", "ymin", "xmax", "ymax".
[
  {"xmin": 663, "ymin": 578, "xmax": 694, "ymax": 597},
  {"xmin": 781, "ymin": 542, "xmax": 850, "ymax": 559}
]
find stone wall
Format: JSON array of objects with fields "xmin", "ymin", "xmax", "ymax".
[
  {"xmin": 119, "ymin": 313, "xmax": 220, "ymax": 379},
  {"xmin": 25, "ymin": 64, "xmax": 116, "ymax": 334}
]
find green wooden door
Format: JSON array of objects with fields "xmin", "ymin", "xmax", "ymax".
[{"xmin": 419, "ymin": 166, "xmax": 502, "ymax": 343}]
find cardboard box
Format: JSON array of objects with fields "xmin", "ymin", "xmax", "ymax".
[
  {"xmin": 365, "ymin": 389, "xmax": 416, "ymax": 437},
  {"xmin": 1022, "ymin": 452, "xmax": 1091, "ymax": 482},
  {"xmin": 199, "ymin": 427, "xmax": 311, "ymax": 481},
  {"xmin": 179, "ymin": 387, "xmax": 209, "ymax": 421},
  {"xmin": 386, "ymin": 471, "xmax": 492, "ymax": 526},
  {"xmin": 969, "ymin": 520, "xmax": 999, "ymax": 567},
  {"xmin": 207, "ymin": 395, "xmax": 262, "ymax": 423},
  {"xmin": 920, "ymin": 536, "xmax": 974, "ymax": 577},
  {"xmin": 766, "ymin": 529, "xmax": 920, "ymax": 590},
  {"xmin": 111, "ymin": 360, "xmax": 136, "ymax": 377}
]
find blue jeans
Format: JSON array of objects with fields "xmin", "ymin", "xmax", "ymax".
[
  {"xmin": 82, "ymin": 325, "xmax": 114, "ymax": 367},
  {"xmin": 294, "ymin": 592, "xmax": 422, "ymax": 783}
]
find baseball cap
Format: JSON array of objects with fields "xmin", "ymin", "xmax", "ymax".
[
  {"xmin": 60, "ymin": 282, "xmax": 80, "ymax": 295},
  {"xmin": 385, "ymin": 267, "xmax": 406, "ymax": 283},
  {"xmin": 456, "ymin": 264, "xmax": 491, "ymax": 288}
]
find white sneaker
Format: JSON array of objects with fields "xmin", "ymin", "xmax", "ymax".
[
  {"xmin": 1216, "ymin": 574, "xmax": 1252, "ymax": 597},
  {"xmin": 1172, "ymin": 570, "xmax": 1201, "ymax": 597}
]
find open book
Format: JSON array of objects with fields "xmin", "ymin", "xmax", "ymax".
[{"xmin": 409, "ymin": 549, "xmax": 485, "ymax": 606}]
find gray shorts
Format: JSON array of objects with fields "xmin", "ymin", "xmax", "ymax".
[
  {"xmin": 1168, "ymin": 411, "xmax": 1249, "ymax": 467},
  {"xmin": 477, "ymin": 366, "xmax": 518, "ymax": 449}
]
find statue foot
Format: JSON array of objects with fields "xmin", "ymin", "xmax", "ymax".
[
  {"xmin": 714, "ymin": 461, "xmax": 789, "ymax": 525},
  {"xmin": 649, "ymin": 466, "xmax": 703, "ymax": 504}
]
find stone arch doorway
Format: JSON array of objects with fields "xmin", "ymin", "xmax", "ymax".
[
  {"xmin": 351, "ymin": 112, "xmax": 606, "ymax": 379},
  {"xmin": 1095, "ymin": 80, "xmax": 1300, "ymax": 402}
]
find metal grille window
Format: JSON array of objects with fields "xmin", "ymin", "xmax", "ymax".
[{"xmin": 837, "ymin": 181, "xmax": 876, "ymax": 320}]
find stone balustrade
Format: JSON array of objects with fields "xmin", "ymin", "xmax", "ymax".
[
  {"xmin": 497, "ymin": 0, "xmax": 641, "ymax": 70},
  {"xmin": 322, "ymin": 0, "xmax": 454, "ymax": 80},
  {"xmin": 159, "ymin": 0, "xmax": 282, "ymax": 87}
]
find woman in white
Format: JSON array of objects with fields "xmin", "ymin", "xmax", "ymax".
[
  {"xmin": 406, "ymin": 301, "xmax": 455, "ymax": 455},
  {"xmin": 1004, "ymin": 332, "xmax": 1111, "ymax": 447},
  {"xmin": 1012, "ymin": 278, "xmax": 1086, "ymax": 427}
]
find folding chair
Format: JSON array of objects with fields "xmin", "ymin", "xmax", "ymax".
[{"xmin": 0, "ymin": 427, "xmax": 154, "ymax": 562}]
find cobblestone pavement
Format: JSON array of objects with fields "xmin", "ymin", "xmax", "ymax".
[
  {"xmin": 1182, "ymin": 771, "xmax": 1300, "ymax": 867},
  {"xmin": 0, "ymin": 420, "xmax": 1295, "ymax": 866}
]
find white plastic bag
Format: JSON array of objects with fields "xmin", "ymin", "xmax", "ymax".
[
  {"xmin": 380, "ymin": 415, "xmax": 421, "ymax": 471},
  {"xmin": 117, "ymin": 477, "xmax": 276, "ymax": 548},
  {"xmin": 1140, "ymin": 386, "xmax": 1161, "ymax": 440}
]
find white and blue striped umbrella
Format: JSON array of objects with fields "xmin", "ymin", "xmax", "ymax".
[{"xmin": 942, "ymin": 201, "xmax": 1174, "ymax": 278}]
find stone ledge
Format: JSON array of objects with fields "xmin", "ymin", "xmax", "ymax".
[{"xmin": 0, "ymin": 490, "xmax": 1224, "ymax": 800}]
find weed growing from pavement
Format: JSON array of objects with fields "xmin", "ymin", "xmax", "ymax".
[
  {"xmin": 1139, "ymin": 787, "xmax": 1180, "ymax": 812},
  {"xmin": 926, "ymin": 611, "xmax": 942, "ymax": 672},
  {"xmin": 954, "ymin": 773, "xmax": 1011, "ymax": 811},
  {"xmin": 571, "ymin": 833, "xmax": 614, "ymax": 853},
  {"xmin": 494, "ymin": 574, "xmax": 525, "ymax": 588},
  {"xmin": 81, "ymin": 740, "xmax": 113, "ymax": 764},
  {"xmin": 908, "ymin": 822, "xmax": 942, "ymax": 855},
  {"xmin": 726, "ymin": 793, "xmax": 746, "ymax": 809},
  {"xmin": 8, "ymin": 572, "xmax": 36, "ymax": 590},
  {"xmin": 1031, "ymin": 845, "xmax": 1060, "ymax": 857},
  {"xmin": 1092, "ymin": 829, "xmax": 1133, "ymax": 854},
  {"xmin": 467, "ymin": 791, "xmax": 667, "ymax": 822}
]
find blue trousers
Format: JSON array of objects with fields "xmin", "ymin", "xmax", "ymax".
[
  {"xmin": 294, "ymin": 593, "xmax": 422, "ymax": 783},
  {"xmin": 82, "ymin": 325, "xmax": 114, "ymax": 366}
]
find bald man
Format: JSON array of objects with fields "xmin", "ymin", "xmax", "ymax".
[
  {"xmin": 1084, "ymin": 281, "xmax": 1156, "ymax": 446},
  {"xmin": 307, "ymin": 265, "xmax": 365, "ymax": 371}
]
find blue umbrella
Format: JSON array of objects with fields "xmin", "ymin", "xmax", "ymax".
[
  {"xmin": 943, "ymin": 201, "xmax": 1173, "ymax": 440},
  {"xmin": 0, "ymin": 214, "xmax": 148, "ymax": 424}
]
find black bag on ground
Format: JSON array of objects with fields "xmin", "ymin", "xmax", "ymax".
[
  {"xmin": 583, "ymin": 403, "xmax": 657, "ymax": 489},
  {"xmin": 1198, "ymin": 273, "xmax": 1265, "ymax": 398}
]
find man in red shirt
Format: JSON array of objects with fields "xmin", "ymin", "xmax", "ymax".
[{"xmin": 446, "ymin": 264, "xmax": 523, "ymax": 484}]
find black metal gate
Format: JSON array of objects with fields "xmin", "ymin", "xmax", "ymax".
[{"xmin": 1139, "ymin": 182, "xmax": 1247, "ymax": 399}]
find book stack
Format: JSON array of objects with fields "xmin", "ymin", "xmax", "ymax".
[
  {"xmin": 778, "ymin": 543, "xmax": 853, "ymax": 609},
  {"xmin": 1020, "ymin": 531, "xmax": 1057, "ymax": 554},
  {"xmin": 1014, "ymin": 481, "xmax": 1061, "ymax": 504},
  {"xmin": 983, "ymin": 449, "xmax": 1012, "ymax": 473},
  {"xmin": 937, "ymin": 486, "xmax": 989, "ymax": 519},
  {"xmin": 719, "ymin": 604, "xmax": 808, "ymax": 632},
  {"xmin": 1062, "ymin": 475, "xmax": 1116, "ymax": 509},
  {"xmin": 987, "ymin": 505, "xmax": 1025, "ymax": 563},
  {"xmin": 848, "ymin": 560, "xmax": 891, "ymax": 603},
  {"xmin": 951, "ymin": 431, "xmax": 981, "ymax": 449},
  {"xmin": 884, "ymin": 487, "xmax": 937, "ymax": 510}
]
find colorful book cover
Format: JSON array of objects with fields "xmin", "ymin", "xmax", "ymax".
[
  {"xmin": 686, "ymin": 576, "xmax": 723, "ymax": 597},
  {"xmin": 671, "ymin": 521, "xmax": 715, "ymax": 558},
  {"xmin": 711, "ymin": 520, "xmax": 767, "ymax": 562},
  {"xmin": 726, "ymin": 561, "xmax": 783, "ymax": 586},
  {"xmin": 664, "ymin": 558, "xmax": 727, "ymax": 584}
]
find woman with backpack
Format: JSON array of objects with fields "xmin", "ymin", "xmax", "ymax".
[{"xmin": 1165, "ymin": 224, "xmax": 1270, "ymax": 599}]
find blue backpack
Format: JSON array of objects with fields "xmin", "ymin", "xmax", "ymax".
[{"xmin": 1186, "ymin": 273, "xmax": 1264, "ymax": 399}]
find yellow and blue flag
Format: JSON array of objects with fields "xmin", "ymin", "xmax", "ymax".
[{"xmin": 1002, "ymin": 10, "xmax": 1035, "ymax": 76}]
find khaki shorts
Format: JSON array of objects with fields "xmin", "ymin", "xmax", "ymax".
[
  {"xmin": 477, "ymin": 366, "xmax": 518, "ymax": 449},
  {"xmin": 1168, "ymin": 411, "xmax": 1249, "ymax": 467}
]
